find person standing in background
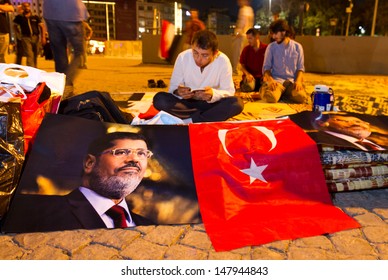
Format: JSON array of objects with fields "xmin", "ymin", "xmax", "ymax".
[
  {"xmin": 0, "ymin": 0, "xmax": 13, "ymax": 63},
  {"xmin": 79, "ymin": 20, "xmax": 93, "ymax": 69},
  {"xmin": 231, "ymin": 0, "xmax": 254, "ymax": 75},
  {"xmin": 14, "ymin": 5, "xmax": 25, "ymax": 65},
  {"xmin": 182, "ymin": 8, "xmax": 205, "ymax": 51},
  {"xmin": 43, "ymin": 0, "xmax": 89, "ymax": 98},
  {"xmin": 13, "ymin": 2, "xmax": 46, "ymax": 68}
]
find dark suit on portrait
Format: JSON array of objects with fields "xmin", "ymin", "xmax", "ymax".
[{"xmin": 2, "ymin": 188, "xmax": 154, "ymax": 233}]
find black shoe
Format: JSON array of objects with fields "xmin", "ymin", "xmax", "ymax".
[
  {"xmin": 157, "ymin": 79, "xmax": 167, "ymax": 88},
  {"xmin": 148, "ymin": 79, "xmax": 156, "ymax": 88}
]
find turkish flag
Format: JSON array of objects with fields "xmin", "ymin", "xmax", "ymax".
[{"xmin": 189, "ymin": 119, "xmax": 360, "ymax": 251}]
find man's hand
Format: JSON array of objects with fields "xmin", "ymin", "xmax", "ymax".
[
  {"xmin": 192, "ymin": 87, "xmax": 213, "ymax": 101},
  {"xmin": 294, "ymin": 81, "xmax": 304, "ymax": 92},
  {"xmin": 174, "ymin": 85, "xmax": 194, "ymax": 99}
]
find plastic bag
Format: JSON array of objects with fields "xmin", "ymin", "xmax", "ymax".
[
  {"xmin": 0, "ymin": 64, "xmax": 65, "ymax": 153},
  {"xmin": 0, "ymin": 101, "xmax": 25, "ymax": 220}
]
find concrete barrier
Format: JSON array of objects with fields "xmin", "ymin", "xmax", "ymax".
[{"xmin": 141, "ymin": 34, "xmax": 388, "ymax": 75}]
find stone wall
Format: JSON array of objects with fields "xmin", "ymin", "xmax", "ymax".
[{"xmin": 140, "ymin": 34, "xmax": 388, "ymax": 75}]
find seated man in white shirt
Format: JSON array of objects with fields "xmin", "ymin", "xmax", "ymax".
[{"xmin": 153, "ymin": 30, "xmax": 244, "ymax": 123}]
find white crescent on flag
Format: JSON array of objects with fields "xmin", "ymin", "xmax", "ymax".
[{"xmin": 218, "ymin": 126, "xmax": 278, "ymax": 184}]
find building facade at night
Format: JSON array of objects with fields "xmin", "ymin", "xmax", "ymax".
[{"xmin": 9, "ymin": 0, "xmax": 232, "ymax": 41}]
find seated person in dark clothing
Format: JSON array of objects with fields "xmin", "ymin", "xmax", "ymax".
[{"xmin": 239, "ymin": 28, "xmax": 267, "ymax": 92}]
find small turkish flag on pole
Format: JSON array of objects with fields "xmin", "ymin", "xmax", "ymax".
[{"xmin": 189, "ymin": 119, "xmax": 360, "ymax": 251}]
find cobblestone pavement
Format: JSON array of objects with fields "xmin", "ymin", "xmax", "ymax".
[{"xmin": 1, "ymin": 55, "xmax": 387, "ymax": 260}]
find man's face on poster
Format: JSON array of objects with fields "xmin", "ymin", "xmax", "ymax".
[
  {"xmin": 326, "ymin": 115, "xmax": 372, "ymax": 139},
  {"xmin": 85, "ymin": 139, "xmax": 150, "ymax": 200}
]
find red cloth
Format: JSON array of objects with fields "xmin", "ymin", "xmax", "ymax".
[
  {"xmin": 20, "ymin": 82, "xmax": 56, "ymax": 154},
  {"xmin": 159, "ymin": 20, "xmax": 175, "ymax": 60},
  {"xmin": 189, "ymin": 119, "xmax": 360, "ymax": 251},
  {"xmin": 239, "ymin": 43, "xmax": 267, "ymax": 79},
  {"xmin": 137, "ymin": 104, "xmax": 160, "ymax": 120}
]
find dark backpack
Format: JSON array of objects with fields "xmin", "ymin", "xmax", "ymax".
[{"xmin": 58, "ymin": 91, "xmax": 133, "ymax": 124}]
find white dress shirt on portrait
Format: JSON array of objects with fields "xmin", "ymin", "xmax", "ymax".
[{"xmin": 79, "ymin": 186, "xmax": 136, "ymax": 228}]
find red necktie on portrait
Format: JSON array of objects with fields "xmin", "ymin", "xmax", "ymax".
[{"xmin": 105, "ymin": 205, "xmax": 127, "ymax": 228}]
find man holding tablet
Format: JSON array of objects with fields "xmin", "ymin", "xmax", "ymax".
[{"xmin": 153, "ymin": 30, "xmax": 244, "ymax": 123}]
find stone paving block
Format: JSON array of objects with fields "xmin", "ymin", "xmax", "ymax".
[
  {"xmin": 144, "ymin": 225, "xmax": 187, "ymax": 246},
  {"xmin": 72, "ymin": 243, "xmax": 121, "ymax": 260},
  {"xmin": 375, "ymin": 244, "xmax": 388, "ymax": 255},
  {"xmin": 339, "ymin": 207, "xmax": 369, "ymax": 216},
  {"xmin": 228, "ymin": 246, "xmax": 252, "ymax": 255},
  {"xmin": 263, "ymin": 240, "xmax": 290, "ymax": 253},
  {"xmin": 164, "ymin": 244, "xmax": 207, "ymax": 260},
  {"xmin": 374, "ymin": 208, "xmax": 388, "ymax": 220},
  {"xmin": 180, "ymin": 230, "xmax": 212, "ymax": 250},
  {"xmin": 355, "ymin": 212, "xmax": 387, "ymax": 227},
  {"xmin": 120, "ymin": 238, "xmax": 167, "ymax": 260},
  {"xmin": 330, "ymin": 233, "xmax": 377, "ymax": 257},
  {"xmin": 362, "ymin": 225, "xmax": 388, "ymax": 243},
  {"xmin": 92, "ymin": 229, "xmax": 141, "ymax": 250},
  {"xmin": 208, "ymin": 250, "xmax": 242, "ymax": 260},
  {"xmin": 251, "ymin": 247, "xmax": 285, "ymax": 260},
  {"xmin": 13, "ymin": 232, "xmax": 51, "ymax": 249},
  {"xmin": 337, "ymin": 254, "xmax": 378, "ymax": 260},
  {"xmin": 0, "ymin": 235, "xmax": 13, "ymax": 243},
  {"xmin": 45, "ymin": 230, "xmax": 93, "ymax": 254},
  {"xmin": 291, "ymin": 236, "xmax": 334, "ymax": 250},
  {"xmin": 192, "ymin": 224, "xmax": 206, "ymax": 231},
  {"xmin": 23, "ymin": 245, "xmax": 70, "ymax": 260},
  {"xmin": 0, "ymin": 239, "xmax": 26, "ymax": 259},
  {"xmin": 378, "ymin": 254, "xmax": 388, "ymax": 260},
  {"xmin": 287, "ymin": 247, "xmax": 337, "ymax": 260},
  {"xmin": 133, "ymin": 225, "xmax": 157, "ymax": 235}
]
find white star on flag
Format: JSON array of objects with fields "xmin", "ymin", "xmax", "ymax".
[{"xmin": 241, "ymin": 158, "xmax": 268, "ymax": 184}]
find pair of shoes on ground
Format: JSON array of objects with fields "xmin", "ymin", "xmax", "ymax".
[{"xmin": 148, "ymin": 79, "xmax": 167, "ymax": 88}]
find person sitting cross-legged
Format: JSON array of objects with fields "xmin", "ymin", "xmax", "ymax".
[
  {"xmin": 260, "ymin": 19, "xmax": 309, "ymax": 104},
  {"xmin": 153, "ymin": 30, "xmax": 244, "ymax": 123},
  {"xmin": 239, "ymin": 28, "xmax": 267, "ymax": 92}
]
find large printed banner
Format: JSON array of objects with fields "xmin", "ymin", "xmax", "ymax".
[
  {"xmin": 2, "ymin": 114, "xmax": 360, "ymax": 251},
  {"xmin": 189, "ymin": 118, "xmax": 360, "ymax": 251},
  {"xmin": 288, "ymin": 111, "xmax": 387, "ymax": 151},
  {"xmin": 2, "ymin": 114, "xmax": 200, "ymax": 232}
]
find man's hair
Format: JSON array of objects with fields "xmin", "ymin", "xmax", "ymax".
[
  {"xmin": 246, "ymin": 28, "xmax": 260, "ymax": 36},
  {"xmin": 87, "ymin": 132, "xmax": 148, "ymax": 156},
  {"xmin": 192, "ymin": 30, "xmax": 218, "ymax": 52},
  {"xmin": 269, "ymin": 19, "xmax": 290, "ymax": 36}
]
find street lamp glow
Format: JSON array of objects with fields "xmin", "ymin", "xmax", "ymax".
[{"xmin": 269, "ymin": 0, "xmax": 272, "ymax": 15}]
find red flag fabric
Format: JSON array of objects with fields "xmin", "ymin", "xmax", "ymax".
[
  {"xmin": 189, "ymin": 119, "xmax": 360, "ymax": 251},
  {"xmin": 159, "ymin": 20, "xmax": 175, "ymax": 60}
]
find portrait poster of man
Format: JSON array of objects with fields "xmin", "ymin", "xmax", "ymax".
[
  {"xmin": 288, "ymin": 111, "xmax": 387, "ymax": 151},
  {"xmin": 2, "ymin": 114, "xmax": 200, "ymax": 233}
]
